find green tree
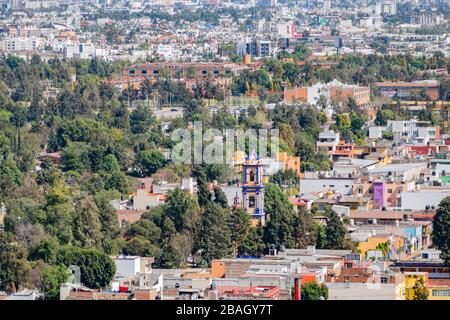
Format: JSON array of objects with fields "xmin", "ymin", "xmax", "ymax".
[
  {"xmin": 56, "ymin": 247, "xmax": 116, "ymax": 289},
  {"xmin": 29, "ymin": 238, "xmax": 59, "ymax": 264},
  {"xmin": 325, "ymin": 209, "xmax": 347, "ymax": 249},
  {"xmin": 270, "ymin": 169, "xmax": 299, "ymax": 188},
  {"xmin": 125, "ymin": 219, "xmax": 161, "ymax": 243},
  {"xmin": 164, "ymin": 188, "xmax": 199, "ymax": 232},
  {"xmin": 93, "ymin": 190, "xmax": 121, "ymax": 252},
  {"xmin": 41, "ymin": 265, "xmax": 71, "ymax": 300},
  {"xmin": 72, "ymin": 195, "xmax": 103, "ymax": 249},
  {"xmin": 138, "ymin": 150, "xmax": 166, "ymax": 176},
  {"xmin": 316, "ymin": 223, "xmax": 327, "ymax": 249},
  {"xmin": 213, "ymin": 187, "xmax": 229, "ymax": 209},
  {"xmin": 230, "ymin": 207, "xmax": 251, "ymax": 255},
  {"xmin": 263, "ymin": 183, "xmax": 296, "ymax": 248},
  {"xmin": 198, "ymin": 203, "xmax": 232, "ymax": 265},
  {"xmin": 121, "ymin": 236, "xmax": 161, "ymax": 257},
  {"xmin": 375, "ymin": 109, "xmax": 395, "ymax": 126},
  {"xmin": 301, "ymin": 282, "xmax": 328, "ymax": 300},
  {"xmin": 196, "ymin": 174, "xmax": 212, "ymax": 208},
  {"xmin": 292, "ymin": 207, "xmax": 318, "ymax": 249},
  {"xmin": 0, "ymin": 230, "xmax": 30, "ymax": 292},
  {"xmin": 130, "ymin": 105, "xmax": 154, "ymax": 134},
  {"xmin": 432, "ymin": 196, "xmax": 450, "ymax": 265}
]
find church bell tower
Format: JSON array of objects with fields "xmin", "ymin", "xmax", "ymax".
[{"xmin": 241, "ymin": 150, "xmax": 266, "ymax": 226}]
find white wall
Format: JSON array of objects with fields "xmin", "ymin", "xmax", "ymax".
[
  {"xmin": 401, "ymin": 190, "xmax": 450, "ymax": 210},
  {"xmin": 299, "ymin": 179, "xmax": 354, "ymax": 196},
  {"xmin": 115, "ymin": 256, "xmax": 140, "ymax": 277},
  {"xmin": 327, "ymin": 282, "xmax": 404, "ymax": 300}
]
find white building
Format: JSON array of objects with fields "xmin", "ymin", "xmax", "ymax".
[
  {"xmin": 327, "ymin": 282, "xmax": 405, "ymax": 300},
  {"xmin": 317, "ymin": 129, "xmax": 340, "ymax": 155},
  {"xmin": 2, "ymin": 37, "xmax": 41, "ymax": 52},
  {"xmin": 369, "ymin": 120, "xmax": 439, "ymax": 145},
  {"xmin": 114, "ymin": 255, "xmax": 153, "ymax": 278},
  {"xmin": 64, "ymin": 43, "xmax": 96, "ymax": 59},
  {"xmin": 400, "ymin": 189, "xmax": 450, "ymax": 211},
  {"xmin": 299, "ymin": 178, "xmax": 354, "ymax": 197}
]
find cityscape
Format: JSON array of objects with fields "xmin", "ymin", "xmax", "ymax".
[{"xmin": 0, "ymin": 0, "xmax": 450, "ymax": 303}]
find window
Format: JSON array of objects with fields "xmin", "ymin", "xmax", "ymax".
[
  {"xmin": 213, "ymin": 70, "xmax": 219, "ymax": 75},
  {"xmin": 141, "ymin": 69, "xmax": 147, "ymax": 75},
  {"xmin": 381, "ymin": 277, "xmax": 388, "ymax": 284},
  {"xmin": 249, "ymin": 196, "xmax": 255, "ymax": 208},
  {"xmin": 388, "ymin": 189, "xmax": 393, "ymax": 194},
  {"xmin": 153, "ymin": 69, "xmax": 159, "ymax": 75},
  {"xmin": 249, "ymin": 169, "xmax": 256, "ymax": 182},
  {"xmin": 432, "ymin": 290, "xmax": 450, "ymax": 297},
  {"xmin": 129, "ymin": 69, "xmax": 135, "ymax": 75},
  {"xmin": 202, "ymin": 70, "xmax": 208, "ymax": 75},
  {"xmin": 422, "ymin": 253, "xmax": 429, "ymax": 259}
]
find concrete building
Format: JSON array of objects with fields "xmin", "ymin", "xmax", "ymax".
[
  {"xmin": 327, "ymin": 282, "xmax": 405, "ymax": 300},
  {"xmin": 329, "ymin": 80, "xmax": 371, "ymax": 107},
  {"xmin": 369, "ymin": 120, "xmax": 440, "ymax": 145},
  {"xmin": 114, "ymin": 255, "xmax": 154, "ymax": 278},
  {"xmin": 400, "ymin": 189, "xmax": 450, "ymax": 211},
  {"xmin": 299, "ymin": 178, "xmax": 354, "ymax": 197},
  {"xmin": 374, "ymin": 80, "xmax": 440, "ymax": 101}
]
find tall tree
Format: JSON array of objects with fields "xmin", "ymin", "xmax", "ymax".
[
  {"xmin": 325, "ymin": 209, "xmax": 347, "ymax": 249},
  {"xmin": 130, "ymin": 105, "xmax": 154, "ymax": 134},
  {"xmin": 292, "ymin": 207, "xmax": 318, "ymax": 249},
  {"xmin": 263, "ymin": 183, "xmax": 296, "ymax": 248},
  {"xmin": 72, "ymin": 195, "xmax": 102, "ymax": 249},
  {"xmin": 197, "ymin": 174, "xmax": 212, "ymax": 208},
  {"xmin": 213, "ymin": 187, "xmax": 229, "ymax": 209},
  {"xmin": 230, "ymin": 207, "xmax": 250, "ymax": 256},
  {"xmin": 432, "ymin": 196, "xmax": 450, "ymax": 265},
  {"xmin": 198, "ymin": 203, "xmax": 232, "ymax": 265},
  {"xmin": 0, "ymin": 230, "xmax": 30, "ymax": 293}
]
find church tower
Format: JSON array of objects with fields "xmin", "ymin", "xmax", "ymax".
[{"xmin": 241, "ymin": 150, "xmax": 266, "ymax": 226}]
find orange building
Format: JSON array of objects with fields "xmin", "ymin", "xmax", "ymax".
[
  {"xmin": 331, "ymin": 141, "xmax": 356, "ymax": 160},
  {"xmin": 276, "ymin": 152, "xmax": 301, "ymax": 177},
  {"xmin": 330, "ymin": 82, "xmax": 371, "ymax": 106},
  {"xmin": 283, "ymin": 87, "xmax": 308, "ymax": 102}
]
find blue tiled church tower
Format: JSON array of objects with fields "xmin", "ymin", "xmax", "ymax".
[{"xmin": 241, "ymin": 150, "xmax": 266, "ymax": 226}]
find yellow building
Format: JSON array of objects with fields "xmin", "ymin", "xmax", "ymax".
[
  {"xmin": 357, "ymin": 235, "xmax": 404, "ymax": 258},
  {"xmin": 275, "ymin": 152, "xmax": 301, "ymax": 177},
  {"xmin": 404, "ymin": 272, "xmax": 450, "ymax": 300},
  {"xmin": 232, "ymin": 151, "xmax": 301, "ymax": 178},
  {"xmin": 232, "ymin": 150, "xmax": 246, "ymax": 173},
  {"xmin": 405, "ymin": 273, "xmax": 428, "ymax": 300},
  {"xmin": 427, "ymin": 278, "xmax": 450, "ymax": 300}
]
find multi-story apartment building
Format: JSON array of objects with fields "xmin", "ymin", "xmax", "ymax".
[{"xmin": 369, "ymin": 120, "xmax": 440, "ymax": 145}]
